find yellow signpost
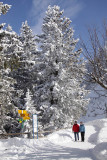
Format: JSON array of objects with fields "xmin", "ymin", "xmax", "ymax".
[
  {"xmin": 18, "ymin": 110, "xmax": 30, "ymax": 120},
  {"xmin": 18, "ymin": 110, "xmax": 30, "ymax": 128}
]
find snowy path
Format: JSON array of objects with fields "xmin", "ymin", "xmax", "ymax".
[{"xmin": 0, "ymin": 119, "xmax": 107, "ymax": 160}]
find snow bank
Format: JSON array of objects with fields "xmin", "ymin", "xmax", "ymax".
[
  {"xmin": 92, "ymin": 142, "xmax": 107, "ymax": 160},
  {"xmin": 47, "ymin": 129, "xmax": 73, "ymax": 145},
  {"xmin": 98, "ymin": 119, "xmax": 107, "ymax": 143},
  {"xmin": 88, "ymin": 119, "xmax": 107, "ymax": 160}
]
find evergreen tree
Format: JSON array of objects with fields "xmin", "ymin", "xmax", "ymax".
[
  {"xmin": 24, "ymin": 89, "xmax": 37, "ymax": 137},
  {"xmin": 0, "ymin": 3, "xmax": 22, "ymax": 134},
  {"xmin": 36, "ymin": 5, "xmax": 89, "ymax": 130},
  {"xmin": 0, "ymin": 25, "xmax": 23, "ymax": 134},
  {"xmin": 20, "ymin": 21, "xmax": 37, "ymax": 64},
  {"xmin": 13, "ymin": 21, "xmax": 38, "ymax": 106}
]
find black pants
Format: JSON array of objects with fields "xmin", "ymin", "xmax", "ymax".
[{"xmin": 81, "ymin": 132, "xmax": 85, "ymax": 141}]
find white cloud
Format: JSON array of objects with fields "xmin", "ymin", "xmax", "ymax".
[
  {"xmin": 30, "ymin": 0, "xmax": 84, "ymax": 34},
  {"xmin": 63, "ymin": 1, "xmax": 83, "ymax": 19}
]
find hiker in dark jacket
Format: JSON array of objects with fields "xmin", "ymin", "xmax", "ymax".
[
  {"xmin": 72, "ymin": 121, "xmax": 79, "ymax": 141},
  {"xmin": 79, "ymin": 121, "xmax": 85, "ymax": 142}
]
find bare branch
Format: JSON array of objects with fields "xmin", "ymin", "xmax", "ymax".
[{"xmin": 80, "ymin": 22, "xmax": 107, "ymax": 90}]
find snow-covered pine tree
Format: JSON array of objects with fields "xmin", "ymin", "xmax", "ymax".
[
  {"xmin": 36, "ymin": 5, "xmax": 89, "ymax": 130},
  {"xmin": 0, "ymin": 64, "xmax": 16, "ymax": 134},
  {"xmin": 0, "ymin": 24, "xmax": 23, "ymax": 134},
  {"xmin": 20, "ymin": 21, "xmax": 37, "ymax": 67},
  {"xmin": 24, "ymin": 89, "xmax": 37, "ymax": 137},
  {"xmin": 0, "ymin": 3, "xmax": 22, "ymax": 134},
  {"xmin": 2, "ymin": 25, "xmax": 23, "ymax": 71},
  {"xmin": 13, "ymin": 21, "xmax": 38, "ymax": 106},
  {"xmin": 0, "ymin": 2, "xmax": 12, "ymax": 134}
]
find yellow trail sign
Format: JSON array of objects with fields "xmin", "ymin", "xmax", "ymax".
[{"xmin": 18, "ymin": 110, "xmax": 30, "ymax": 120}]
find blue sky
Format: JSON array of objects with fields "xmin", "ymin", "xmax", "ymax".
[{"xmin": 0, "ymin": 0, "xmax": 107, "ymax": 41}]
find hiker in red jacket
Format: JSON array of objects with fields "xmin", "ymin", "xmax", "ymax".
[{"xmin": 72, "ymin": 121, "xmax": 79, "ymax": 141}]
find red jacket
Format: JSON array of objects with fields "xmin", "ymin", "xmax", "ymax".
[{"xmin": 72, "ymin": 124, "xmax": 79, "ymax": 132}]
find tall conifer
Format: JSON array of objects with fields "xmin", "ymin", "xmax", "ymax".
[{"xmin": 36, "ymin": 6, "xmax": 89, "ymax": 129}]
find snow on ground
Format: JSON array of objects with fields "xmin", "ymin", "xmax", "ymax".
[{"xmin": 0, "ymin": 118, "xmax": 107, "ymax": 160}]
